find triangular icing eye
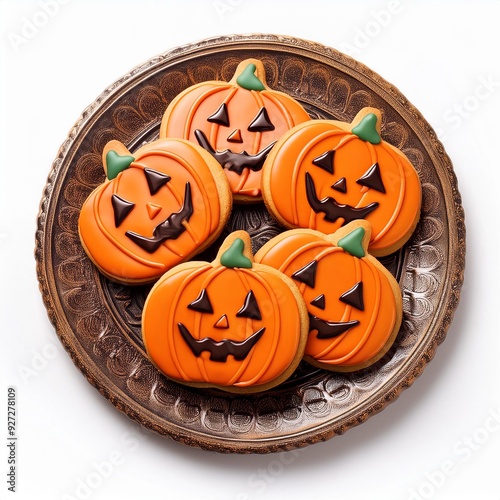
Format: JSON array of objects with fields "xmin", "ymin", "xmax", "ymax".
[
  {"xmin": 310, "ymin": 294, "xmax": 325, "ymax": 310},
  {"xmin": 248, "ymin": 107, "xmax": 275, "ymax": 132},
  {"xmin": 312, "ymin": 150, "xmax": 335, "ymax": 174},
  {"xmin": 236, "ymin": 290, "xmax": 262, "ymax": 320},
  {"xmin": 356, "ymin": 163, "xmax": 385, "ymax": 193},
  {"xmin": 187, "ymin": 289, "xmax": 213, "ymax": 314},
  {"xmin": 144, "ymin": 168, "xmax": 171, "ymax": 195},
  {"xmin": 291, "ymin": 260, "xmax": 318, "ymax": 288},
  {"xmin": 339, "ymin": 282, "xmax": 364, "ymax": 311},
  {"xmin": 207, "ymin": 103, "xmax": 230, "ymax": 127},
  {"xmin": 111, "ymin": 194, "xmax": 135, "ymax": 228}
]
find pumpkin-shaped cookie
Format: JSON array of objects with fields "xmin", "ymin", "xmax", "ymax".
[
  {"xmin": 261, "ymin": 107, "xmax": 421, "ymax": 256},
  {"xmin": 160, "ymin": 58, "xmax": 310, "ymax": 202},
  {"xmin": 255, "ymin": 222, "xmax": 402, "ymax": 371},
  {"xmin": 142, "ymin": 231, "xmax": 308, "ymax": 392},
  {"xmin": 78, "ymin": 138, "xmax": 231, "ymax": 284}
]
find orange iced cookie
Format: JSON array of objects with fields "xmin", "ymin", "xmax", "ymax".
[
  {"xmin": 255, "ymin": 221, "xmax": 402, "ymax": 371},
  {"xmin": 78, "ymin": 138, "xmax": 231, "ymax": 284},
  {"xmin": 261, "ymin": 107, "xmax": 421, "ymax": 256},
  {"xmin": 142, "ymin": 231, "xmax": 308, "ymax": 393},
  {"xmin": 160, "ymin": 58, "xmax": 310, "ymax": 202}
]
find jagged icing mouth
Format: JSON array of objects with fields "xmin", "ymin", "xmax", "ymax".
[
  {"xmin": 178, "ymin": 323, "xmax": 266, "ymax": 362},
  {"xmin": 305, "ymin": 172, "xmax": 379, "ymax": 225},
  {"xmin": 194, "ymin": 129, "xmax": 276, "ymax": 175},
  {"xmin": 309, "ymin": 314, "xmax": 359, "ymax": 339}
]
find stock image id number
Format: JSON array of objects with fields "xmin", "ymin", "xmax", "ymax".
[{"xmin": 7, "ymin": 387, "xmax": 17, "ymax": 493}]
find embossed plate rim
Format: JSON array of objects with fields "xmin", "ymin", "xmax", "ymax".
[{"xmin": 35, "ymin": 33, "xmax": 465, "ymax": 453}]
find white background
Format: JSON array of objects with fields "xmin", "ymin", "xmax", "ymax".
[{"xmin": 1, "ymin": 0, "xmax": 499, "ymax": 499}]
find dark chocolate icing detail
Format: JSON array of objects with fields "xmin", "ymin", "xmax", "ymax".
[
  {"xmin": 305, "ymin": 172, "xmax": 379, "ymax": 224},
  {"xmin": 178, "ymin": 323, "xmax": 266, "ymax": 362},
  {"xmin": 339, "ymin": 282, "xmax": 364, "ymax": 311},
  {"xmin": 312, "ymin": 150, "xmax": 335, "ymax": 174},
  {"xmin": 236, "ymin": 290, "xmax": 262, "ymax": 320},
  {"xmin": 227, "ymin": 129, "xmax": 243, "ymax": 143},
  {"xmin": 111, "ymin": 194, "xmax": 135, "ymax": 228},
  {"xmin": 207, "ymin": 103, "xmax": 230, "ymax": 127},
  {"xmin": 309, "ymin": 314, "xmax": 359, "ymax": 339},
  {"xmin": 248, "ymin": 107, "xmax": 275, "ymax": 132},
  {"xmin": 356, "ymin": 163, "xmax": 385, "ymax": 193},
  {"xmin": 187, "ymin": 288, "xmax": 214, "ymax": 314},
  {"xmin": 144, "ymin": 168, "xmax": 171, "ymax": 195},
  {"xmin": 339, "ymin": 281, "xmax": 365, "ymax": 311},
  {"xmin": 195, "ymin": 129, "xmax": 275, "ymax": 175},
  {"xmin": 332, "ymin": 177, "xmax": 347, "ymax": 193},
  {"xmin": 291, "ymin": 260, "xmax": 318, "ymax": 288},
  {"xmin": 125, "ymin": 182, "xmax": 193, "ymax": 253},
  {"xmin": 310, "ymin": 294, "xmax": 326, "ymax": 310}
]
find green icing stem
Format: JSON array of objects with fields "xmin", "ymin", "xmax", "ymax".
[
  {"xmin": 106, "ymin": 150, "xmax": 135, "ymax": 180},
  {"xmin": 337, "ymin": 227, "xmax": 366, "ymax": 258},
  {"xmin": 220, "ymin": 238, "xmax": 253, "ymax": 268},
  {"xmin": 236, "ymin": 63, "xmax": 266, "ymax": 91},
  {"xmin": 351, "ymin": 113, "xmax": 381, "ymax": 145}
]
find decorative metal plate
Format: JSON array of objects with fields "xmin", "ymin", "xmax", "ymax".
[{"xmin": 35, "ymin": 34, "xmax": 465, "ymax": 453}]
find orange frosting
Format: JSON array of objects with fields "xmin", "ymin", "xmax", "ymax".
[
  {"xmin": 160, "ymin": 59, "xmax": 310, "ymax": 201},
  {"xmin": 142, "ymin": 231, "xmax": 308, "ymax": 392},
  {"xmin": 255, "ymin": 222, "xmax": 402, "ymax": 370},
  {"xmin": 78, "ymin": 138, "xmax": 231, "ymax": 284},
  {"xmin": 262, "ymin": 108, "xmax": 421, "ymax": 256}
]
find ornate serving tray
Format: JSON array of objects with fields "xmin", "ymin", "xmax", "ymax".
[{"xmin": 35, "ymin": 34, "xmax": 465, "ymax": 453}]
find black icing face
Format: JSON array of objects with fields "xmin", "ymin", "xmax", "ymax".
[
  {"xmin": 110, "ymin": 167, "xmax": 193, "ymax": 254},
  {"xmin": 193, "ymin": 104, "xmax": 277, "ymax": 175},
  {"xmin": 178, "ymin": 288, "xmax": 266, "ymax": 362},
  {"xmin": 207, "ymin": 103, "xmax": 275, "ymax": 134},
  {"xmin": 111, "ymin": 168, "xmax": 171, "ymax": 227},
  {"xmin": 305, "ymin": 148, "xmax": 386, "ymax": 225},
  {"xmin": 291, "ymin": 259, "xmax": 364, "ymax": 339}
]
